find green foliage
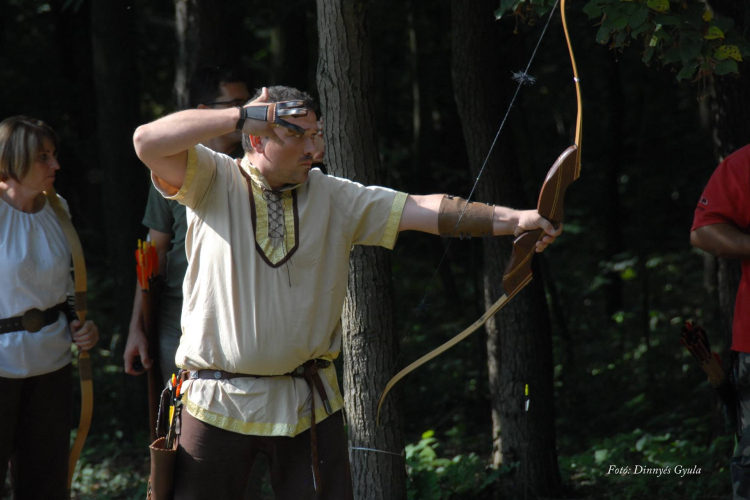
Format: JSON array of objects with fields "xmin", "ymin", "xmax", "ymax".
[
  {"xmin": 405, "ymin": 430, "xmax": 506, "ymax": 500},
  {"xmin": 68, "ymin": 432, "xmax": 150, "ymax": 500},
  {"xmin": 495, "ymin": 0, "xmax": 750, "ymax": 81},
  {"xmin": 585, "ymin": 0, "xmax": 749, "ymax": 81},
  {"xmin": 560, "ymin": 430, "xmax": 732, "ymax": 499},
  {"xmin": 495, "ymin": 0, "xmax": 558, "ymax": 20}
]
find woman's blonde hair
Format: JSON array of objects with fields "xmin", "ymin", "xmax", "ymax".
[{"xmin": 0, "ymin": 116, "xmax": 58, "ymax": 182}]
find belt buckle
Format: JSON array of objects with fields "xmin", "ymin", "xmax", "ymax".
[{"xmin": 21, "ymin": 308, "xmax": 46, "ymax": 333}]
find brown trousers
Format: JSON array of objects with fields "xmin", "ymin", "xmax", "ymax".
[
  {"xmin": 0, "ymin": 364, "xmax": 72, "ymax": 500},
  {"xmin": 174, "ymin": 410, "xmax": 353, "ymax": 500}
]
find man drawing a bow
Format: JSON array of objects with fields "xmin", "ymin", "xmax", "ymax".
[{"xmin": 132, "ymin": 85, "xmax": 561, "ymax": 499}]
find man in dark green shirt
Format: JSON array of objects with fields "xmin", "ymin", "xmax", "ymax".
[{"xmin": 124, "ymin": 66, "xmax": 250, "ymax": 384}]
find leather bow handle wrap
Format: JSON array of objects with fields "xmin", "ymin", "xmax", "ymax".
[
  {"xmin": 376, "ymin": 0, "xmax": 582, "ymax": 425},
  {"xmin": 44, "ymin": 189, "xmax": 93, "ymax": 496},
  {"xmin": 503, "ymin": 145, "xmax": 579, "ymax": 296}
]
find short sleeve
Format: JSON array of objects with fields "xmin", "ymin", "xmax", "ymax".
[
  {"xmin": 692, "ymin": 146, "xmax": 750, "ymax": 231},
  {"xmin": 142, "ymin": 184, "xmax": 174, "ymax": 233},
  {"xmin": 56, "ymin": 194, "xmax": 72, "ymax": 219},
  {"xmin": 325, "ymin": 175, "xmax": 407, "ymax": 249},
  {"xmin": 151, "ymin": 145, "xmax": 218, "ymax": 210}
]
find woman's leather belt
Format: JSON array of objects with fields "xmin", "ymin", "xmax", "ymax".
[
  {"xmin": 187, "ymin": 358, "xmax": 333, "ymax": 493},
  {"xmin": 0, "ymin": 302, "xmax": 68, "ymax": 335}
]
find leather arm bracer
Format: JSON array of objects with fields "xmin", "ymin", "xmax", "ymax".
[{"xmin": 437, "ymin": 196, "xmax": 494, "ymax": 238}]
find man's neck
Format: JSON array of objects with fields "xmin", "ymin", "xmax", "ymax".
[{"xmin": 244, "ymin": 156, "xmax": 287, "ymax": 191}]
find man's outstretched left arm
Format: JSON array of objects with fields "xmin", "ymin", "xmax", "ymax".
[{"xmin": 398, "ymin": 194, "xmax": 561, "ymax": 252}]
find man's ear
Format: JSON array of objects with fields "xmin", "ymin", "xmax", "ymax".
[
  {"xmin": 196, "ymin": 104, "xmax": 208, "ymax": 110},
  {"xmin": 250, "ymin": 135, "xmax": 263, "ymax": 152}
]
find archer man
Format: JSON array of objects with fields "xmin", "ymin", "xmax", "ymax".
[{"xmin": 132, "ymin": 85, "xmax": 561, "ymax": 500}]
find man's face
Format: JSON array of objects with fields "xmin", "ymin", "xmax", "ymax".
[
  {"xmin": 202, "ymin": 81, "xmax": 250, "ymax": 146},
  {"xmin": 203, "ymin": 81, "xmax": 251, "ymax": 109},
  {"xmin": 256, "ymin": 111, "xmax": 321, "ymax": 189}
]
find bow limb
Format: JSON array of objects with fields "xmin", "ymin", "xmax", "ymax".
[
  {"xmin": 500, "ymin": 0, "xmax": 582, "ymax": 294},
  {"xmin": 561, "ymin": 0, "xmax": 583, "ymax": 165},
  {"xmin": 377, "ymin": 0, "xmax": 583, "ymax": 424},
  {"xmin": 377, "ymin": 290, "xmax": 516, "ymax": 425},
  {"xmin": 45, "ymin": 189, "xmax": 93, "ymax": 496},
  {"xmin": 376, "ymin": 147, "xmax": 579, "ymax": 424}
]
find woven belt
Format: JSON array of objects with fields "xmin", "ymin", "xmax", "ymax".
[
  {"xmin": 188, "ymin": 359, "xmax": 333, "ymax": 492},
  {"xmin": 0, "ymin": 302, "xmax": 67, "ymax": 335}
]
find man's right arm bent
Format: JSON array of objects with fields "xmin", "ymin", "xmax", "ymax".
[{"xmin": 134, "ymin": 87, "xmax": 287, "ymax": 187}]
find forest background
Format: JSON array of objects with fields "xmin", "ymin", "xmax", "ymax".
[{"xmin": 1, "ymin": 0, "xmax": 747, "ymax": 498}]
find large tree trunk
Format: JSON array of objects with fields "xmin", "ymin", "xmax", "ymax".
[
  {"xmin": 91, "ymin": 0, "xmax": 144, "ymax": 286},
  {"xmin": 91, "ymin": 0, "xmax": 148, "ymax": 435},
  {"xmin": 601, "ymin": 57, "xmax": 625, "ymax": 318},
  {"xmin": 317, "ymin": 1, "xmax": 407, "ymax": 499},
  {"xmin": 174, "ymin": 0, "xmax": 199, "ymax": 109},
  {"xmin": 451, "ymin": 0, "xmax": 562, "ymax": 497},
  {"xmin": 174, "ymin": 0, "xmax": 257, "ymax": 109}
]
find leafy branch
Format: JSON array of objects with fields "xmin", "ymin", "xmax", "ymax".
[{"xmin": 496, "ymin": 0, "xmax": 750, "ymax": 81}]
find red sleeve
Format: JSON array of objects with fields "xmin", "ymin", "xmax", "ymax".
[{"xmin": 692, "ymin": 145, "xmax": 750, "ymax": 232}]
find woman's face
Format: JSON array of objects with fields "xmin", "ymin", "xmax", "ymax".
[{"xmin": 21, "ymin": 138, "xmax": 59, "ymax": 193}]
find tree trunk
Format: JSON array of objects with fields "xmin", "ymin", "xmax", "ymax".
[
  {"xmin": 91, "ymin": 1, "xmax": 144, "ymax": 320},
  {"xmin": 317, "ymin": 1, "xmax": 407, "ymax": 499},
  {"xmin": 601, "ymin": 56, "xmax": 625, "ymax": 318},
  {"xmin": 91, "ymin": 0, "xmax": 148, "ymax": 436},
  {"xmin": 174, "ymin": 0, "xmax": 252, "ymax": 109},
  {"xmin": 451, "ymin": 0, "xmax": 562, "ymax": 497},
  {"xmin": 174, "ymin": 0, "xmax": 199, "ymax": 109}
]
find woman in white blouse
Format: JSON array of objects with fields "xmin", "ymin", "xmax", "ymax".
[{"xmin": 0, "ymin": 116, "xmax": 99, "ymax": 499}]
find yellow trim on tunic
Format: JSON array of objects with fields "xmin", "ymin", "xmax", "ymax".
[
  {"xmin": 166, "ymin": 147, "xmax": 199, "ymax": 200},
  {"xmin": 185, "ymin": 363, "xmax": 345, "ymax": 437},
  {"xmin": 250, "ymin": 181, "xmax": 296, "ymax": 265},
  {"xmin": 381, "ymin": 191, "xmax": 408, "ymax": 250}
]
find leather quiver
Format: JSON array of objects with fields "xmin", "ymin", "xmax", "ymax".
[{"xmin": 147, "ymin": 437, "xmax": 177, "ymax": 500}]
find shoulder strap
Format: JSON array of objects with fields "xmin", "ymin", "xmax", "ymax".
[{"xmin": 44, "ymin": 189, "xmax": 94, "ymax": 495}]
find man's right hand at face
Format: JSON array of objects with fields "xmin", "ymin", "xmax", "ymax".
[{"xmin": 238, "ymin": 87, "xmax": 308, "ymax": 145}]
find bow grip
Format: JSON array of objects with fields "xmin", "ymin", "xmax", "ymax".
[
  {"xmin": 537, "ymin": 145, "xmax": 579, "ymax": 224},
  {"xmin": 502, "ymin": 145, "xmax": 579, "ymax": 296},
  {"xmin": 503, "ymin": 228, "xmax": 543, "ymax": 296}
]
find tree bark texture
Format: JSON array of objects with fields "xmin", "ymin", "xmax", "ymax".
[
  {"xmin": 317, "ymin": 1, "xmax": 407, "ymax": 499},
  {"xmin": 91, "ymin": 0, "xmax": 150, "ymax": 437},
  {"xmin": 451, "ymin": 0, "xmax": 562, "ymax": 497},
  {"xmin": 91, "ymin": 0, "xmax": 145, "ymax": 315},
  {"xmin": 174, "ymin": 0, "xmax": 199, "ymax": 109},
  {"xmin": 174, "ymin": 0, "xmax": 259, "ymax": 109}
]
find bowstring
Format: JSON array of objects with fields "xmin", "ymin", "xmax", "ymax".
[{"xmin": 396, "ymin": 1, "xmax": 561, "ymax": 361}]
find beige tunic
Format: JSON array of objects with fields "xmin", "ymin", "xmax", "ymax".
[{"xmin": 153, "ymin": 145, "xmax": 407, "ymax": 436}]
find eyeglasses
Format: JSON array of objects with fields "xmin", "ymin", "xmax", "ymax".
[{"xmin": 202, "ymin": 99, "xmax": 248, "ymax": 108}]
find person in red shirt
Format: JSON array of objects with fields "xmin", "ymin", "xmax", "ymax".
[{"xmin": 691, "ymin": 144, "xmax": 750, "ymax": 500}]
